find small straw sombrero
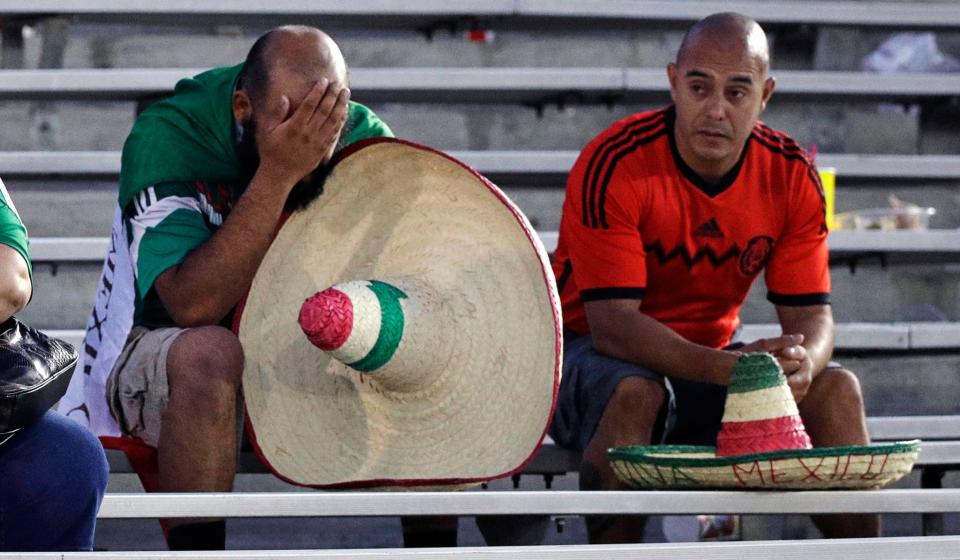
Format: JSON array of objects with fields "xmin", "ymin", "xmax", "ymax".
[
  {"xmin": 609, "ymin": 353, "xmax": 919, "ymax": 490},
  {"xmin": 235, "ymin": 138, "xmax": 561, "ymax": 489}
]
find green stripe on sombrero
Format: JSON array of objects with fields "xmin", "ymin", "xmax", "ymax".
[
  {"xmin": 728, "ymin": 353, "xmax": 787, "ymax": 394},
  {"xmin": 607, "ymin": 440, "xmax": 921, "ymax": 468},
  {"xmin": 347, "ymin": 280, "xmax": 408, "ymax": 372}
]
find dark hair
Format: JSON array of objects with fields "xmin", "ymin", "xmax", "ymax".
[{"xmin": 237, "ymin": 30, "xmax": 276, "ymax": 106}]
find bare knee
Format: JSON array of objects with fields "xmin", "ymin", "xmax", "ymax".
[
  {"xmin": 811, "ymin": 367, "xmax": 865, "ymax": 412},
  {"xmin": 603, "ymin": 376, "xmax": 667, "ymax": 436},
  {"xmin": 582, "ymin": 376, "xmax": 665, "ymax": 493},
  {"xmin": 801, "ymin": 367, "xmax": 869, "ymax": 446},
  {"xmin": 611, "ymin": 375, "xmax": 666, "ymax": 409},
  {"xmin": 167, "ymin": 326, "xmax": 244, "ymax": 399}
]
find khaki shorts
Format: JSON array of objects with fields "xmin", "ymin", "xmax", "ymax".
[{"xmin": 106, "ymin": 326, "xmax": 185, "ymax": 448}]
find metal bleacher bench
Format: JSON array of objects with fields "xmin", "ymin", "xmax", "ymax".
[
  {"xmin": 38, "ymin": 421, "xmax": 960, "ymax": 557},
  {"xmin": 101, "ymin": 415, "xmax": 960, "ymax": 486},
  {"xmin": 76, "ymin": 407, "xmax": 960, "ymax": 556},
  {"xmin": 99, "ymin": 408, "xmax": 960, "ymax": 538},
  {"xmin": 102, "ymin": 416, "xmax": 960, "ymax": 489},
  {"xmin": 4, "ymin": 536, "xmax": 960, "ymax": 559},
  {"xmin": 62, "ymin": 490, "xmax": 960, "ymax": 558}
]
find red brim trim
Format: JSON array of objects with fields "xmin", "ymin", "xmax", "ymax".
[{"xmin": 232, "ymin": 137, "xmax": 562, "ymax": 489}]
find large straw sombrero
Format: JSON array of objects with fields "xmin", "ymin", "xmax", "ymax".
[
  {"xmin": 235, "ymin": 138, "xmax": 561, "ymax": 489},
  {"xmin": 609, "ymin": 353, "xmax": 919, "ymax": 490}
]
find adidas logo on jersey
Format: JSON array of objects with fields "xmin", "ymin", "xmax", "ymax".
[{"xmin": 694, "ymin": 218, "xmax": 724, "ymax": 239}]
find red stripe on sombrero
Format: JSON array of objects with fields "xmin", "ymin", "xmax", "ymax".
[
  {"xmin": 299, "ymin": 287, "xmax": 354, "ymax": 351},
  {"xmin": 716, "ymin": 415, "xmax": 812, "ymax": 457}
]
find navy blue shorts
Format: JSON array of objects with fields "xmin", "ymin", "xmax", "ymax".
[
  {"xmin": 549, "ymin": 335, "xmax": 726, "ymax": 451},
  {"xmin": 548, "ymin": 334, "xmax": 840, "ymax": 452}
]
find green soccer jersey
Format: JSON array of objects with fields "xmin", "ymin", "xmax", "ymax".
[
  {"xmin": 0, "ymin": 179, "xmax": 31, "ymax": 277},
  {"xmin": 126, "ymin": 102, "xmax": 392, "ymax": 329},
  {"xmin": 119, "ymin": 62, "xmax": 391, "ymax": 328}
]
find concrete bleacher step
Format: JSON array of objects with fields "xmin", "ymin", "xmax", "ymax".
[
  {"xmin": 738, "ymin": 322, "xmax": 960, "ymax": 351},
  {"xmin": 4, "ymin": 0, "xmax": 960, "ymax": 28},
  {"xmin": 27, "ymin": 232, "xmax": 960, "ymax": 347},
  {"xmin": 538, "ymin": 231, "xmax": 960, "ymax": 265},
  {"xmin": 467, "ymin": 152, "xmax": 960, "ymax": 181},
  {"xmin": 30, "ymin": 268, "xmax": 960, "ymax": 335},
  {"xmin": 21, "ymin": 231, "xmax": 960, "ymax": 330},
  {"xmin": 26, "ymin": 231, "xmax": 960, "ymax": 266},
  {"xmin": 869, "ymin": 416, "xmax": 960, "ymax": 441},
  {"xmin": 1, "ymin": 68, "xmax": 958, "ymax": 102},
  {"xmin": 5, "ymin": 151, "xmax": 960, "ymax": 181}
]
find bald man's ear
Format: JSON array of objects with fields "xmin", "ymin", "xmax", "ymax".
[
  {"xmin": 760, "ymin": 76, "xmax": 776, "ymax": 111},
  {"xmin": 667, "ymin": 63, "xmax": 679, "ymax": 103},
  {"xmin": 233, "ymin": 90, "xmax": 253, "ymax": 123}
]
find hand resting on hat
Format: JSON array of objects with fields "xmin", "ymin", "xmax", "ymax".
[{"xmin": 738, "ymin": 334, "xmax": 814, "ymax": 402}]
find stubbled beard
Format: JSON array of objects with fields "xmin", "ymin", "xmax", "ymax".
[
  {"xmin": 284, "ymin": 167, "xmax": 330, "ymax": 212},
  {"xmin": 238, "ymin": 118, "xmax": 330, "ymax": 212}
]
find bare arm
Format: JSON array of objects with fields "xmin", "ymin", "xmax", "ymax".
[
  {"xmin": 154, "ymin": 80, "xmax": 350, "ymax": 327},
  {"xmin": 773, "ymin": 303, "xmax": 835, "ymax": 402},
  {"xmin": 0, "ymin": 244, "xmax": 31, "ymax": 322},
  {"xmin": 585, "ymin": 298, "xmax": 741, "ymax": 385}
]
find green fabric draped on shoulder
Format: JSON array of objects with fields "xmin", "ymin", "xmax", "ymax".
[
  {"xmin": 119, "ymin": 64, "xmax": 392, "ymax": 209},
  {"xmin": 340, "ymin": 95, "xmax": 393, "ymax": 151},
  {"xmin": 119, "ymin": 65, "xmax": 242, "ymax": 209}
]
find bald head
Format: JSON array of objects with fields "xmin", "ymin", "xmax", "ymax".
[
  {"xmin": 676, "ymin": 13, "xmax": 770, "ymax": 77},
  {"xmin": 238, "ymin": 25, "xmax": 347, "ymax": 107},
  {"xmin": 666, "ymin": 12, "xmax": 778, "ymax": 183}
]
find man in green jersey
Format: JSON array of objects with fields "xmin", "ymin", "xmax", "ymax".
[{"xmin": 62, "ymin": 26, "xmax": 393, "ymax": 550}]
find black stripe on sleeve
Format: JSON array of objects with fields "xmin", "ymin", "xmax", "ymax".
[
  {"xmin": 767, "ymin": 291, "xmax": 831, "ymax": 306},
  {"xmin": 580, "ymin": 287, "xmax": 647, "ymax": 302},
  {"xmin": 595, "ymin": 127, "xmax": 667, "ymax": 229},
  {"xmin": 752, "ymin": 125, "xmax": 804, "ymax": 153},
  {"xmin": 750, "ymin": 134, "xmax": 829, "ymax": 234},
  {"xmin": 581, "ymin": 110, "xmax": 668, "ymax": 229}
]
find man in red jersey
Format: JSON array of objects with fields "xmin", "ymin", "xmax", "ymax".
[{"xmin": 550, "ymin": 12, "xmax": 876, "ymax": 542}]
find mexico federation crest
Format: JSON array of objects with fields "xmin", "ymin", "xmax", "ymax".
[{"xmin": 738, "ymin": 235, "xmax": 774, "ymax": 276}]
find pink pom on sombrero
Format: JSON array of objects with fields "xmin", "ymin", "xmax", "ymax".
[{"xmin": 299, "ymin": 287, "xmax": 353, "ymax": 352}]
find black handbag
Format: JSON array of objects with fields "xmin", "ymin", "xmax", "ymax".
[{"xmin": 0, "ymin": 317, "xmax": 79, "ymax": 444}]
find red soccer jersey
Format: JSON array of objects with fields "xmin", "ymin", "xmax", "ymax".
[{"xmin": 552, "ymin": 106, "xmax": 830, "ymax": 349}]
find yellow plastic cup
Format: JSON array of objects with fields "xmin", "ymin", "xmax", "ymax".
[{"xmin": 818, "ymin": 167, "xmax": 836, "ymax": 230}]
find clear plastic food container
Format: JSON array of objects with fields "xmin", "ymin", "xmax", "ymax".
[{"xmin": 834, "ymin": 207, "xmax": 936, "ymax": 231}]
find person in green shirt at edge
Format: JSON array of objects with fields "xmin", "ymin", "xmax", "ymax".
[
  {"xmin": 79, "ymin": 26, "xmax": 458, "ymax": 550},
  {"xmin": 0, "ymin": 180, "xmax": 109, "ymax": 552}
]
